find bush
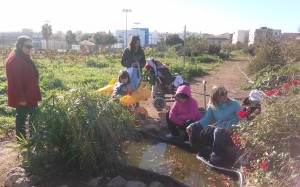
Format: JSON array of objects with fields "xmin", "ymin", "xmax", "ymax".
[
  {"xmin": 85, "ymin": 59, "xmax": 108, "ymax": 68},
  {"xmin": 24, "ymin": 90, "xmax": 139, "ymax": 175},
  {"xmin": 236, "ymin": 79, "xmax": 300, "ymax": 187},
  {"xmin": 169, "ymin": 63, "xmax": 207, "ymax": 81},
  {"xmin": 192, "ymin": 55, "xmax": 221, "ymax": 63}
]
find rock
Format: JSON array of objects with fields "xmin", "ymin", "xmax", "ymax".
[
  {"xmin": 87, "ymin": 176, "xmax": 103, "ymax": 187},
  {"xmin": 15, "ymin": 177, "xmax": 30, "ymax": 187},
  {"xmin": 124, "ymin": 180, "xmax": 147, "ymax": 187},
  {"xmin": 149, "ymin": 181, "xmax": 165, "ymax": 187},
  {"xmin": 106, "ymin": 175, "xmax": 127, "ymax": 187},
  {"xmin": 4, "ymin": 173, "xmax": 26, "ymax": 187},
  {"xmin": 7, "ymin": 167, "xmax": 25, "ymax": 176}
]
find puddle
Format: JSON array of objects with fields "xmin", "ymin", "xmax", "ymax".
[{"xmin": 123, "ymin": 139, "xmax": 237, "ymax": 187}]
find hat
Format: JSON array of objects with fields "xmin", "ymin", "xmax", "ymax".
[{"xmin": 249, "ymin": 89, "xmax": 262, "ymax": 101}]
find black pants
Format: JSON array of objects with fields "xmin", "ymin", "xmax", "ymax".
[{"xmin": 166, "ymin": 111, "xmax": 194, "ymax": 141}]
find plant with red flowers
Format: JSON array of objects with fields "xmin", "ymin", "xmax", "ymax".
[{"xmin": 234, "ymin": 93, "xmax": 300, "ymax": 186}]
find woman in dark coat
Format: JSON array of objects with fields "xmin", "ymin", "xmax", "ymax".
[{"xmin": 121, "ymin": 35, "xmax": 146, "ymax": 91}]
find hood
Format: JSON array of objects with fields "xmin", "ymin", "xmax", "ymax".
[{"xmin": 175, "ymin": 85, "xmax": 192, "ymax": 97}]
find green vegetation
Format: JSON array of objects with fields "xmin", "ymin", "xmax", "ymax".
[
  {"xmin": 234, "ymin": 32, "xmax": 300, "ymax": 187},
  {"xmin": 0, "ymin": 48, "xmax": 217, "ymax": 178},
  {"xmin": 22, "ymin": 91, "xmax": 138, "ymax": 175}
]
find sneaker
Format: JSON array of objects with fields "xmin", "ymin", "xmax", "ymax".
[{"xmin": 166, "ymin": 133, "xmax": 178, "ymax": 138}]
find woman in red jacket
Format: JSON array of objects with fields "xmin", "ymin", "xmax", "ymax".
[{"xmin": 6, "ymin": 36, "xmax": 41, "ymax": 140}]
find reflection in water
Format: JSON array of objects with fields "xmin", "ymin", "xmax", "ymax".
[{"xmin": 123, "ymin": 140, "xmax": 236, "ymax": 187}]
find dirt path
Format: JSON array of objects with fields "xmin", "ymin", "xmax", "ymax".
[
  {"xmin": 0, "ymin": 141, "xmax": 19, "ymax": 186},
  {"xmin": 141, "ymin": 57, "xmax": 251, "ymax": 119}
]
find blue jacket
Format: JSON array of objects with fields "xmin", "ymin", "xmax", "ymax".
[
  {"xmin": 113, "ymin": 82, "xmax": 135, "ymax": 96},
  {"xmin": 198, "ymin": 99, "xmax": 242, "ymax": 128}
]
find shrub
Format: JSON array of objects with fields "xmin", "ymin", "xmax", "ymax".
[
  {"xmin": 248, "ymin": 32, "xmax": 285, "ymax": 74},
  {"xmin": 24, "ymin": 90, "xmax": 139, "ymax": 175},
  {"xmin": 85, "ymin": 59, "xmax": 108, "ymax": 68},
  {"xmin": 169, "ymin": 63, "xmax": 207, "ymax": 80},
  {"xmin": 236, "ymin": 79, "xmax": 300, "ymax": 187},
  {"xmin": 192, "ymin": 55, "xmax": 221, "ymax": 63}
]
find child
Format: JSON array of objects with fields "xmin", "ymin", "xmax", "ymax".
[
  {"xmin": 165, "ymin": 85, "xmax": 202, "ymax": 144},
  {"xmin": 242, "ymin": 89, "xmax": 262, "ymax": 120},
  {"xmin": 112, "ymin": 70, "xmax": 135, "ymax": 98}
]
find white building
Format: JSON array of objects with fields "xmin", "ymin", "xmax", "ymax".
[
  {"xmin": 232, "ymin": 30, "xmax": 250, "ymax": 45},
  {"xmin": 115, "ymin": 28, "xmax": 149, "ymax": 48}
]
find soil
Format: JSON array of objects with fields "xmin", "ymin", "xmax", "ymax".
[{"xmin": 0, "ymin": 57, "xmax": 251, "ymax": 187}]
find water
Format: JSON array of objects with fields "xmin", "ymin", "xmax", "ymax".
[{"xmin": 123, "ymin": 139, "xmax": 237, "ymax": 187}]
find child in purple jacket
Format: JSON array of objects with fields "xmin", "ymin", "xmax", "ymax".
[{"xmin": 165, "ymin": 85, "xmax": 202, "ymax": 144}]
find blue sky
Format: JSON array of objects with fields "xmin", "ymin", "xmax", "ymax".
[{"xmin": 0, "ymin": 0, "xmax": 299, "ymax": 34}]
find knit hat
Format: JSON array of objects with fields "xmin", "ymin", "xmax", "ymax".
[{"xmin": 249, "ymin": 89, "xmax": 262, "ymax": 101}]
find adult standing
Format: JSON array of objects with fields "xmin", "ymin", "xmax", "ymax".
[
  {"xmin": 6, "ymin": 36, "xmax": 41, "ymax": 140},
  {"xmin": 121, "ymin": 35, "xmax": 146, "ymax": 91}
]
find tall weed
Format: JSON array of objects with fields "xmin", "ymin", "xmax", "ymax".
[{"xmin": 25, "ymin": 89, "xmax": 138, "ymax": 175}]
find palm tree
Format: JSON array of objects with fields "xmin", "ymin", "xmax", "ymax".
[
  {"xmin": 42, "ymin": 23, "xmax": 52, "ymax": 49},
  {"xmin": 65, "ymin": 30, "xmax": 76, "ymax": 49}
]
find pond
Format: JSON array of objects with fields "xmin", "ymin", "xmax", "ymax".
[{"xmin": 123, "ymin": 139, "xmax": 238, "ymax": 187}]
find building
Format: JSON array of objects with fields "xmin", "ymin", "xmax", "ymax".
[
  {"xmin": 281, "ymin": 33, "xmax": 300, "ymax": 41},
  {"xmin": 232, "ymin": 30, "xmax": 250, "ymax": 45},
  {"xmin": 0, "ymin": 29, "xmax": 43, "ymax": 48},
  {"xmin": 115, "ymin": 28, "xmax": 149, "ymax": 48},
  {"xmin": 253, "ymin": 27, "xmax": 282, "ymax": 44},
  {"xmin": 202, "ymin": 33, "xmax": 233, "ymax": 46},
  {"xmin": 0, "ymin": 29, "xmax": 68, "ymax": 50}
]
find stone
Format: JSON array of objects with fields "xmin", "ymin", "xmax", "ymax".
[
  {"xmin": 106, "ymin": 175, "xmax": 127, "ymax": 187},
  {"xmin": 15, "ymin": 177, "xmax": 30, "ymax": 187},
  {"xmin": 149, "ymin": 181, "xmax": 165, "ymax": 187},
  {"xmin": 4, "ymin": 173, "xmax": 26, "ymax": 187},
  {"xmin": 87, "ymin": 176, "xmax": 103, "ymax": 187},
  {"xmin": 124, "ymin": 181, "xmax": 147, "ymax": 187}
]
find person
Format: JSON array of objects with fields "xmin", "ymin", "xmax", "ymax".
[
  {"xmin": 165, "ymin": 85, "xmax": 202, "ymax": 144},
  {"xmin": 6, "ymin": 36, "xmax": 41, "ymax": 140},
  {"xmin": 242, "ymin": 89, "xmax": 262, "ymax": 120},
  {"xmin": 186, "ymin": 85, "xmax": 242, "ymax": 165},
  {"xmin": 121, "ymin": 35, "xmax": 146, "ymax": 91},
  {"xmin": 112, "ymin": 70, "xmax": 135, "ymax": 98}
]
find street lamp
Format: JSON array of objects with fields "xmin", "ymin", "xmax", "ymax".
[{"xmin": 122, "ymin": 9, "xmax": 132, "ymax": 47}]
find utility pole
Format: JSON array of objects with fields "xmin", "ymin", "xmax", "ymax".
[{"xmin": 183, "ymin": 25, "xmax": 186, "ymax": 67}]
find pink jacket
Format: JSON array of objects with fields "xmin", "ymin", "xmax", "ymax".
[{"xmin": 169, "ymin": 85, "xmax": 202, "ymax": 125}]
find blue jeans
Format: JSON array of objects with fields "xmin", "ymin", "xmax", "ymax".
[{"xmin": 16, "ymin": 105, "xmax": 38, "ymax": 139}]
